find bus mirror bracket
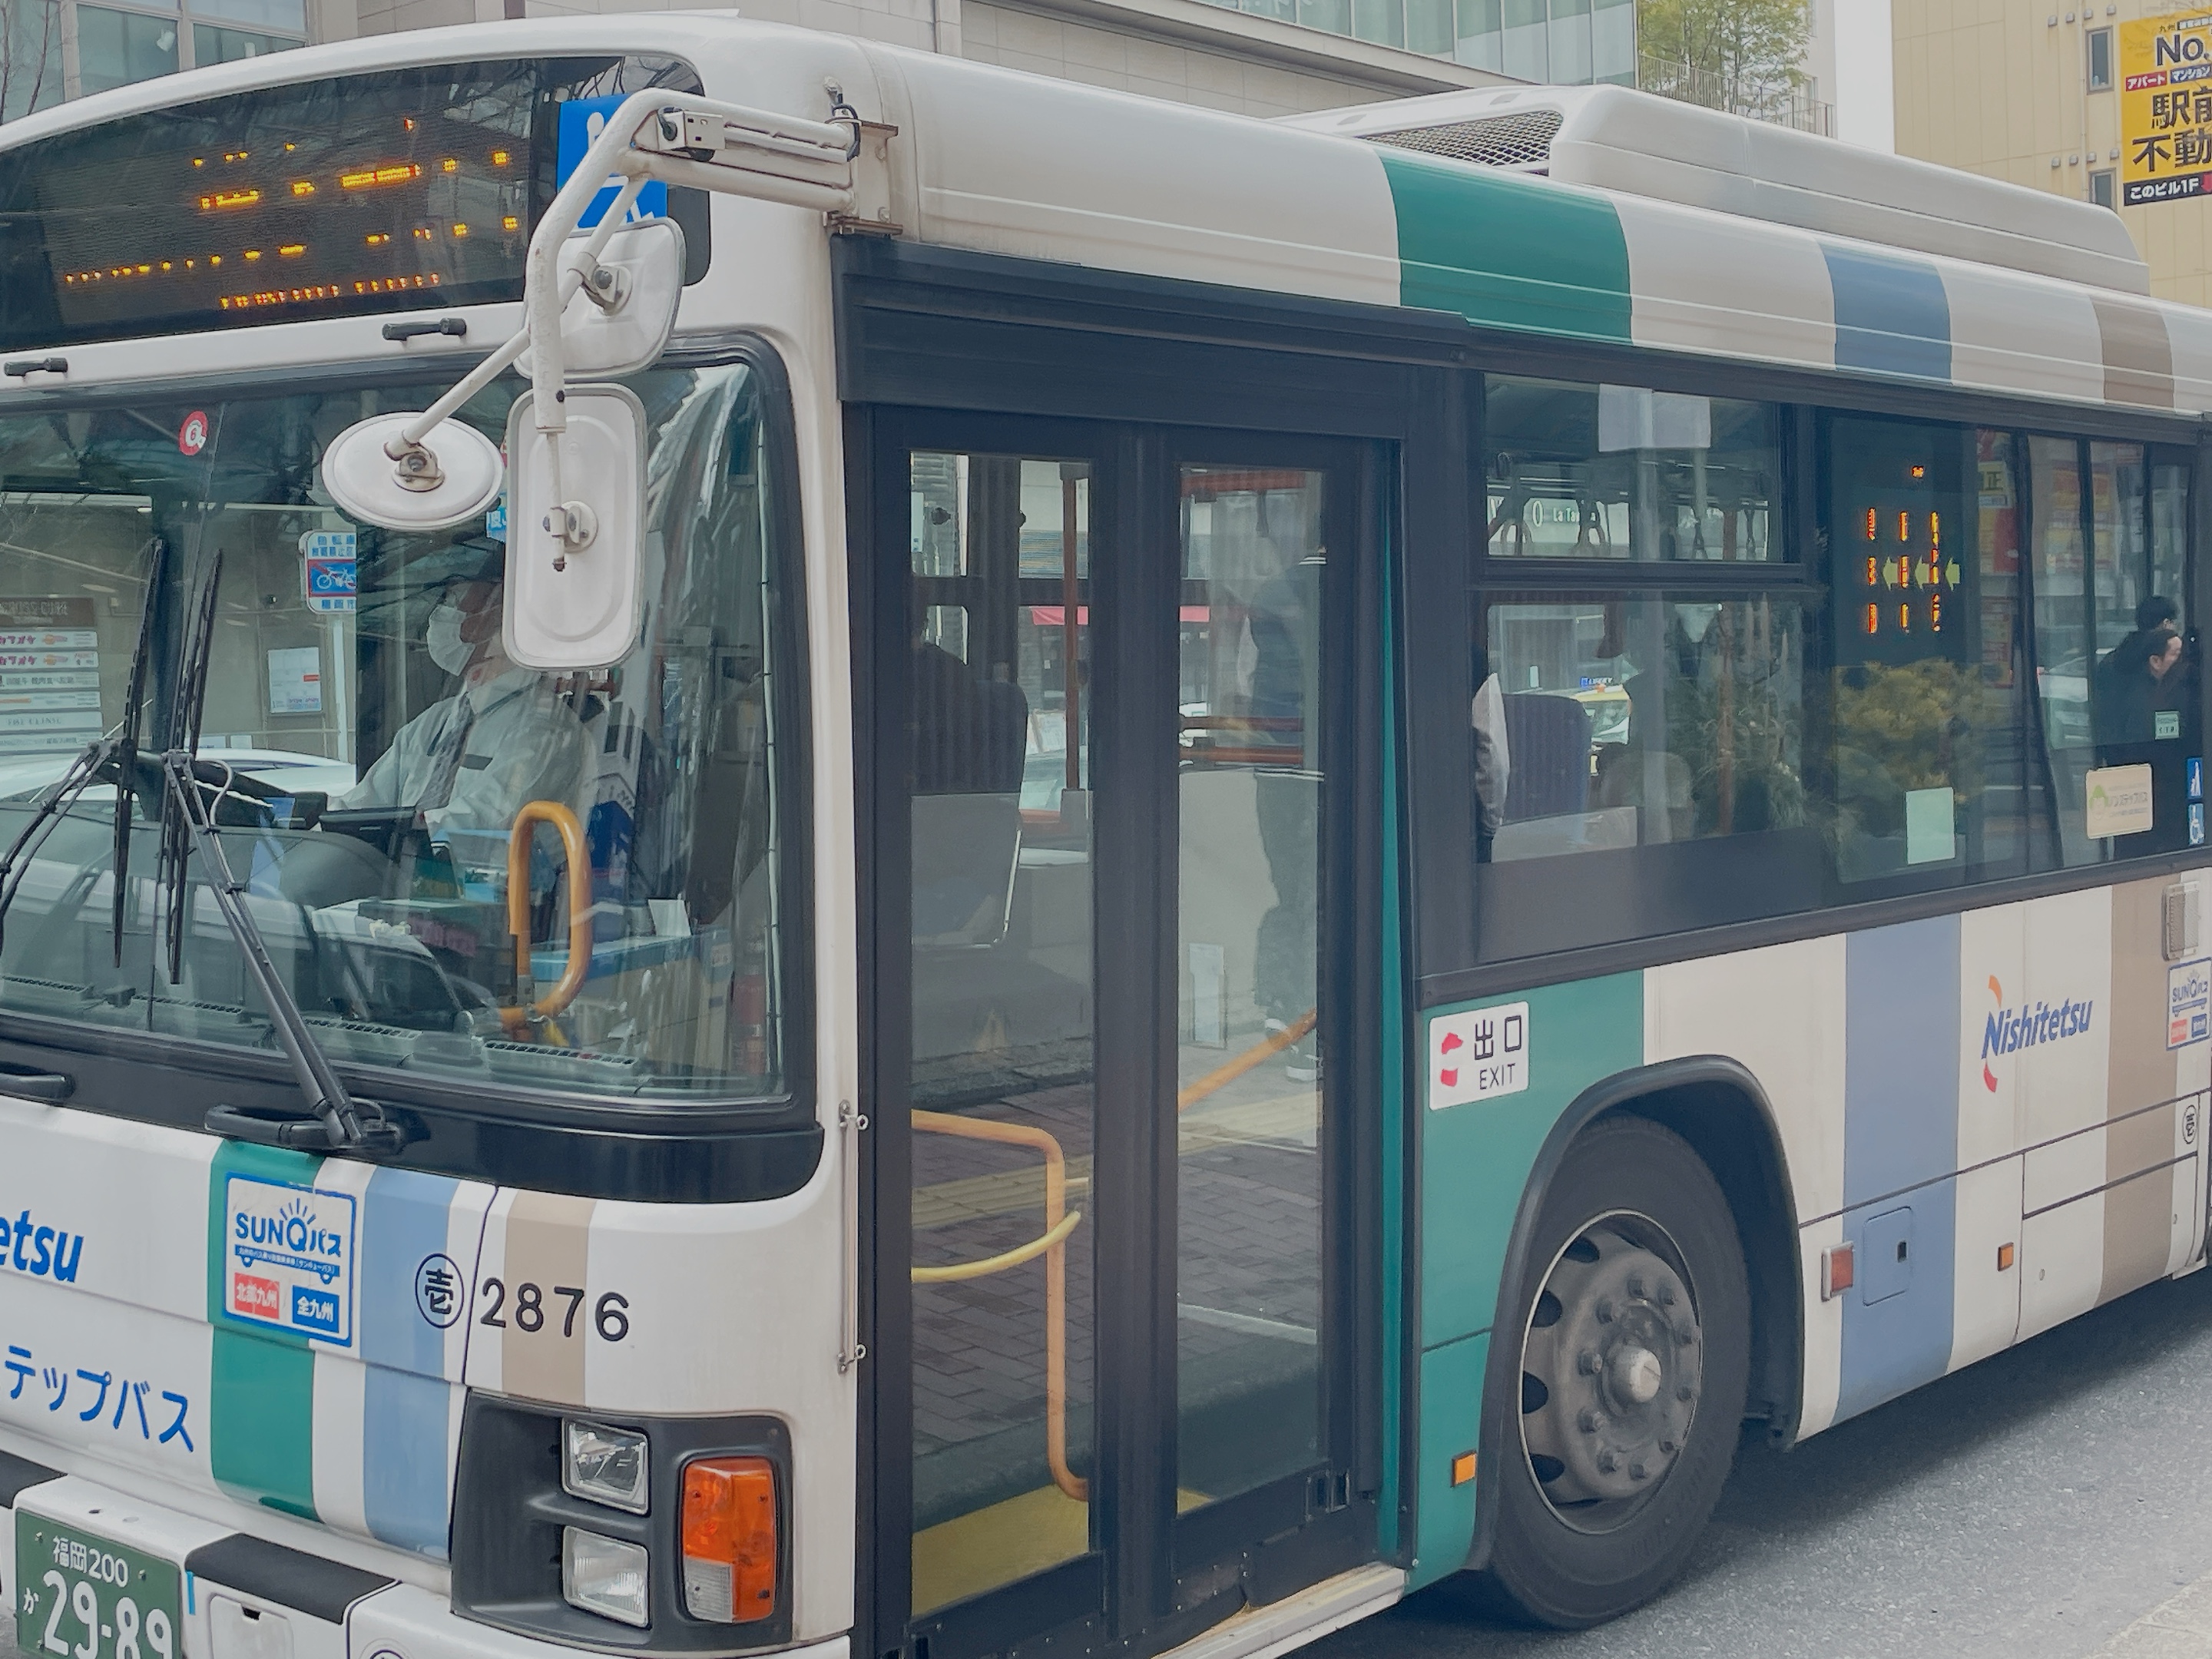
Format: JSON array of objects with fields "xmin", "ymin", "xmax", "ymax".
[{"xmin": 316, "ymin": 88, "xmax": 863, "ymax": 668}]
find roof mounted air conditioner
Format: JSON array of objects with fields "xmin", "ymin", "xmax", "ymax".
[{"xmin": 1281, "ymin": 84, "xmax": 2150, "ymax": 296}]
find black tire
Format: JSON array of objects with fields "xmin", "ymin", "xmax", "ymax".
[{"xmin": 1470, "ymin": 1114, "xmax": 1750, "ymax": 1628}]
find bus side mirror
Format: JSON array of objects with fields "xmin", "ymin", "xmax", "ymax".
[
  {"xmin": 520, "ymin": 216, "xmax": 686, "ymax": 381},
  {"xmin": 503, "ymin": 383, "xmax": 647, "ymax": 671},
  {"xmin": 320, "ymin": 412, "xmax": 505, "ymax": 533}
]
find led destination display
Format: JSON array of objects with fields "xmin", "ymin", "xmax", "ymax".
[{"xmin": 0, "ymin": 56, "xmax": 704, "ymax": 353}]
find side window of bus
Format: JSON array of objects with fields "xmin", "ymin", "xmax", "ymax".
[
  {"xmin": 1823, "ymin": 417, "xmax": 2050, "ymax": 885},
  {"xmin": 2029, "ymin": 435, "xmax": 2196, "ymax": 865},
  {"xmin": 1473, "ymin": 377, "xmax": 1817, "ymax": 958},
  {"xmin": 1483, "ymin": 376, "xmax": 1783, "ymax": 561},
  {"xmin": 1466, "ymin": 382, "xmax": 2204, "ymax": 962}
]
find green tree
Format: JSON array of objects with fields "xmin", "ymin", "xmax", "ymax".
[{"xmin": 1637, "ymin": 0, "xmax": 1813, "ymax": 124}]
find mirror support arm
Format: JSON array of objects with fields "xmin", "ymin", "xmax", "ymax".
[
  {"xmin": 333, "ymin": 88, "xmax": 860, "ymax": 575},
  {"xmin": 390, "ymin": 88, "xmax": 859, "ymax": 478}
]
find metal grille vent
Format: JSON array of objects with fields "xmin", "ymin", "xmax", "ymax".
[{"xmin": 1363, "ymin": 109, "xmax": 1563, "ymax": 169}]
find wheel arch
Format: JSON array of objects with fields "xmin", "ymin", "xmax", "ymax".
[{"xmin": 1459, "ymin": 1055, "xmax": 1802, "ymax": 1575}]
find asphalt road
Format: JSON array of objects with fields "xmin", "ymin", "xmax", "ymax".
[
  {"xmin": 8, "ymin": 1267, "xmax": 2212, "ymax": 1659},
  {"xmin": 1315, "ymin": 1262, "xmax": 2212, "ymax": 1659}
]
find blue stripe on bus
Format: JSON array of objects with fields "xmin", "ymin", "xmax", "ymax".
[
  {"xmin": 1843, "ymin": 917, "xmax": 1960, "ymax": 1207},
  {"xmin": 359, "ymin": 1167, "xmax": 455, "ymax": 1373},
  {"xmin": 1835, "ymin": 917, "xmax": 1960, "ymax": 1423},
  {"xmin": 1822, "ymin": 243, "xmax": 1952, "ymax": 382},
  {"xmin": 363, "ymin": 1365, "xmax": 454, "ymax": 1556},
  {"xmin": 359, "ymin": 1167, "xmax": 460, "ymax": 1555}
]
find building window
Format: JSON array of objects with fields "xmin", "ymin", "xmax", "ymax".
[
  {"xmin": 2091, "ymin": 167, "xmax": 2116, "ymax": 210},
  {"xmin": 75, "ymin": 6, "xmax": 180, "ymax": 96},
  {"xmin": 2088, "ymin": 25, "xmax": 2113, "ymax": 90},
  {"xmin": 2, "ymin": 0, "xmax": 65, "ymax": 119},
  {"xmin": 0, "ymin": 0, "xmax": 303, "ymax": 121}
]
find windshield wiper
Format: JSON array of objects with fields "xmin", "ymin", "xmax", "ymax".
[
  {"xmin": 111, "ymin": 534, "xmax": 168, "ymax": 965},
  {"xmin": 0, "ymin": 535, "xmax": 168, "ymax": 965},
  {"xmin": 156, "ymin": 552, "xmax": 407, "ymax": 1157}
]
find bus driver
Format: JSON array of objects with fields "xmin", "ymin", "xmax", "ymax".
[{"xmin": 336, "ymin": 560, "xmax": 592, "ymax": 850}]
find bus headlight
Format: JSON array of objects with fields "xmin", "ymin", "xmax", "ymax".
[
  {"xmin": 562, "ymin": 1527, "xmax": 651, "ymax": 1627},
  {"xmin": 680, "ymin": 1457, "xmax": 778, "ymax": 1622},
  {"xmin": 564, "ymin": 1419, "xmax": 650, "ymax": 1513}
]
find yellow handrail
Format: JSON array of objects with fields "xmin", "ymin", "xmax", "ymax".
[
  {"xmin": 908, "ymin": 1004, "xmax": 1319, "ymax": 1508},
  {"xmin": 499, "ymin": 800, "xmax": 593, "ymax": 1041},
  {"xmin": 912, "ymin": 1210, "xmax": 1082, "ymax": 1283},
  {"xmin": 1178, "ymin": 1007, "xmax": 1315, "ymax": 1111},
  {"xmin": 911, "ymin": 1109, "xmax": 1088, "ymax": 1502}
]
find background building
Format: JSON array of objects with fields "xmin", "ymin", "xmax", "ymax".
[
  {"xmin": 1891, "ymin": 0, "xmax": 2212, "ymax": 303},
  {"xmin": 0, "ymin": 0, "xmax": 1880, "ymax": 184},
  {"xmin": 0, "ymin": 0, "xmax": 1536, "ymax": 124}
]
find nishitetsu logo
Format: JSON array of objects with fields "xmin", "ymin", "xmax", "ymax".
[{"xmin": 1982, "ymin": 975, "xmax": 2094, "ymax": 1092}]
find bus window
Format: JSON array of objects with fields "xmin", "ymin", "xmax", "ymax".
[
  {"xmin": 1482, "ymin": 594, "xmax": 1806, "ymax": 863},
  {"xmin": 2029, "ymin": 434, "xmax": 2198, "ymax": 863},
  {"xmin": 1825, "ymin": 416, "xmax": 2041, "ymax": 885},
  {"xmin": 0, "ymin": 359, "xmax": 801, "ymax": 1104},
  {"xmin": 1483, "ymin": 376, "xmax": 1783, "ymax": 561}
]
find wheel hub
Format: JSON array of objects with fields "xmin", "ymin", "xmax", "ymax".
[{"xmin": 1521, "ymin": 1223, "xmax": 1702, "ymax": 1515}]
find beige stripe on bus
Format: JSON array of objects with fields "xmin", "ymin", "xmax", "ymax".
[{"xmin": 500, "ymin": 1189, "xmax": 598, "ymax": 1406}]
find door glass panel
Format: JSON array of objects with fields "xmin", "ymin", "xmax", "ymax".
[
  {"xmin": 1174, "ymin": 464, "xmax": 1327, "ymax": 1506},
  {"xmin": 908, "ymin": 451, "xmax": 1097, "ymax": 1614},
  {"xmin": 2090, "ymin": 440, "xmax": 2148, "ymax": 678},
  {"xmin": 2029, "ymin": 435, "xmax": 2095, "ymax": 865}
]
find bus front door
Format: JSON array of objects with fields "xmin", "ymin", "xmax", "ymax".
[{"xmin": 863, "ymin": 412, "xmax": 1376, "ymax": 1659}]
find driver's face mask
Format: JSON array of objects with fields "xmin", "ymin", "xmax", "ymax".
[{"xmin": 425, "ymin": 598, "xmax": 472, "ymax": 676}]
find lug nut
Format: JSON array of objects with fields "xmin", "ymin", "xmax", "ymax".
[
  {"xmin": 1596, "ymin": 1449, "xmax": 1619, "ymax": 1473},
  {"xmin": 1676, "ymin": 1326, "xmax": 1695, "ymax": 1346},
  {"xmin": 1627, "ymin": 1273, "xmax": 1647, "ymax": 1298},
  {"xmin": 1630, "ymin": 1462, "xmax": 1648, "ymax": 1480},
  {"xmin": 1577, "ymin": 1349, "xmax": 1601, "ymax": 1376},
  {"xmin": 1677, "ymin": 1384, "xmax": 1695, "ymax": 1402},
  {"xmin": 1595, "ymin": 1297, "xmax": 1617, "ymax": 1323},
  {"xmin": 1657, "ymin": 1283, "xmax": 1677, "ymax": 1306},
  {"xmin": 1578, "ymin": 1408, "xmax": 1607, "ymax": 1432}
]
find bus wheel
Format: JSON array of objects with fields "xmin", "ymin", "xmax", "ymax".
[{"xmin": 1477, "ymin": 1115, "xmax": 1750, "ymax": 1628}]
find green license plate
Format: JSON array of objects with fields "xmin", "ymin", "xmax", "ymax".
[{"xmin": 15, "ymin": 1515, "xmax": 181, "ymax": 1659}]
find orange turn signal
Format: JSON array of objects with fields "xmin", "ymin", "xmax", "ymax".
[
  {"xmin": 1450, "ymin": 1452, "xmax": 1477, "ymax": 1487},
  {"xmin": 680, "ymin": 1457, "xmax": 777, "ymax": 1624},
  {"xmin": 1821, "ymin": 1242, "xmax": 1856, "ymax": 1301}
]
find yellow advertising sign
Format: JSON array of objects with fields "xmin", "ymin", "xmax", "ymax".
[{"xmin": 2123, "ymin": 8, "xmax": 2212, "ymax": 205}]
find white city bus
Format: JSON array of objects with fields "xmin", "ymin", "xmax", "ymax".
[{"xmin": 1, "ymin": 23, "xmax": 2209, "ymax": 1659}]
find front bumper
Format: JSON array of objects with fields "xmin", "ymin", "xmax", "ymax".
[{"xmin": 0, "ymin": 1451, "xmax": 848, "ymax": 1659}]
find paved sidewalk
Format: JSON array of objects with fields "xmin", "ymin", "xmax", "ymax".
[{"xmin": 2097, "ymin": 1576, "xmax": 2212, "ymax": 1657}]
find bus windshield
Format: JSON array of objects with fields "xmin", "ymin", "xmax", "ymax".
[{"xmin": 0, "ymin": 358, "xmax": 796, "ymax": 1105}]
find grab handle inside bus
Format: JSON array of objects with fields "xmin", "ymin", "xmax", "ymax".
[
  {"xmin": 911, "ymin": 1110, "xmax": 1088, "ymax": 1503},
  {"xmin": 501, "ymin": 800, "xmax": 593, "ymax": 1041}
]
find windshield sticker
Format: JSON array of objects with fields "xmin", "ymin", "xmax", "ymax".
[{"xmin": 224, "ymin": 1175, "xmax": 356, "ymax": 1346}]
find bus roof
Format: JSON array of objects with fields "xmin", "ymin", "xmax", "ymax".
[
  {"xmin": 1281, "ymin": 84, "xmax": 2151, "ymax": 299},
  {"xmin": 4, "ymin": 16, "xmax": 2209, "ymax": 420}
]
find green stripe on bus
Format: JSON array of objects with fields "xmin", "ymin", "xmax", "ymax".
[
  {"xmin": 1377, "ymin": 147, "xmax": 1633, "ymax": 343},
  {"xmin": 206, "ymin": 1141, "xmax": 322, "ymax": 1519},
  {"xmin": 210, "ymin": 1330, "xmax": 320, "ymax": 1519},
  {"xmin": 1409, "ymin": 1331, "xmax": 1487, "ymax": 1592},
  {"xmin": 1420, "ymin": 972, "xmax": 1645, "ymax": 1346}
]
